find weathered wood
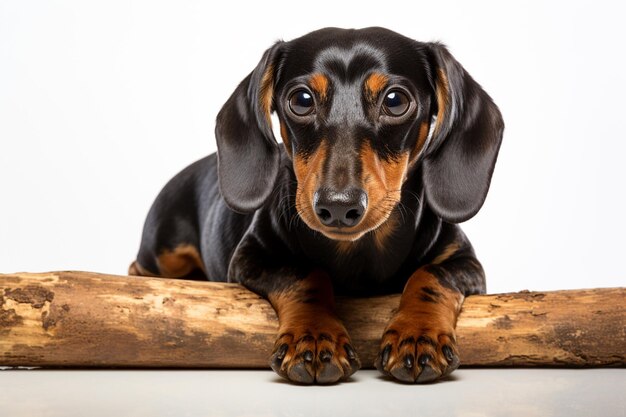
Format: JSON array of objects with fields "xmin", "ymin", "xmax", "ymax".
[{"xmin": 0, "ymin": 271, "xmax": 624, "ymax": 368}]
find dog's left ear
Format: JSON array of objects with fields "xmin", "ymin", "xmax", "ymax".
[
  {"xmin": 421, "ymin": 43, "xmax": 504, "ymax": 223},
  {"xmin": 215, "ymin": 42, "xmax": 284, "ymax": 213}
]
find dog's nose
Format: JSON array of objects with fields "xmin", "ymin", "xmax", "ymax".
[{"xmin": 313, "ymin": 188, "xmax": 367, "ymax": 228}]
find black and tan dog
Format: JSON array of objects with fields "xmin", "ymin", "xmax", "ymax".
[{"xmin": 130, "ymin": 27, "xmax": 504, "ymax": 384}]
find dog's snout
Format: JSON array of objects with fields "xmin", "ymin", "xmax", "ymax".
[{"xmin": 313, "ymin": 188, "xmax": 367, "ymax": 228}]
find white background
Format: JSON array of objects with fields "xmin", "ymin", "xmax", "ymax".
[{"xmin": 1, "ymin": 0, "xmax": 625, "ymax": 294}]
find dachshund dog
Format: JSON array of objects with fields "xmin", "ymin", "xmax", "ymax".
[{"xmin": 130, "ymin": 27, "xmax": 504, "ymax": 384}]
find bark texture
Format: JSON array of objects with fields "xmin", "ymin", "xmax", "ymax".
[{"xmin": 0, "ymin": 271, "xmax": 624, "ymax": 368}]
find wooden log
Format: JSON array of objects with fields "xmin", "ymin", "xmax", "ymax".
[{"xmin": 0, "ymin": 271, "xmax": 624, "ymax": 368}]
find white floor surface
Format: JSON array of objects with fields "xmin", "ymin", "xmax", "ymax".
[{"xmin": 0, "ymin": 369, "xmax": 624, "ymax": 417}]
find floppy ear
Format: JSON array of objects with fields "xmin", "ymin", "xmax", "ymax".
[
  {"xmin": 215, "ymin": 42, "xmax": 284, "ymax": 213},
  {"xmin": 421, "ymin": 43, "xmax": 504, "ymax": 223}
]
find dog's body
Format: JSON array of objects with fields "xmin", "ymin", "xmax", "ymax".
[
  {"xmin": 132, "ymin": 150, "xmax": 482, "ymax": 296},
  {"xmin": 131, "ymin": 27, "xmax": 504, "ymax": 384}
]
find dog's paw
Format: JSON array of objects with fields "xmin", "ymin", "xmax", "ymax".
[
  {"xmin": 270, "ymin": 322, "xmax": 360, "ymax": 384},
  {"xmin": 374, "ymin": 315, "xmax": 460, "ymax": 383}
]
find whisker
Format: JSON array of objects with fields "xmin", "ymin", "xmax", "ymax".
[{"xmin": 276, "ymin": 193, "xmax": 297, "ymax": 226}]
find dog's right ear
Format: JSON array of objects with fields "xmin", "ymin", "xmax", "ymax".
[{"xmin": 215, "ymin": 42, "xmax": 284, "ymax": 213}]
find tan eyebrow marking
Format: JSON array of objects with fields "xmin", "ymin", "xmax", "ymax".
[
  {"xmin": 309, "ymin": 73, "xmax": 329, "ymax": 101},
  {"xmin": 365, "ymin": 72, "xmax": 389, "ymax": 98}
]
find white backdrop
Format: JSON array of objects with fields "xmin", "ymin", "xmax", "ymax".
[{"xmin": 1, "ymin": 0, "xmax": 624, "ymax": 294}]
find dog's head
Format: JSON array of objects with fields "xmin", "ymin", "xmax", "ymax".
[{"xmin": 216, "ymin": 27, "xmax": 504, "ymax": 241}]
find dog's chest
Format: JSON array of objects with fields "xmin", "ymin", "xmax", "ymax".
[{"xmin": 297, "ymin": 231, "xmax": 417, "ymax": 295}]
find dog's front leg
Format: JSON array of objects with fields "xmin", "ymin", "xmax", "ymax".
[
  {"xmin": 375, "ymin": 253, "xmax": 484, "ymax": 383},
  {"xmin": 265, "ymin": 270, "xmax": 361, "ymax": 384}
]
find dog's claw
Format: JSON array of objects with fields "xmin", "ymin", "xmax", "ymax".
[
  {"xmin": 270, "ymin": 327, "xmax": 360, "ymax": 384},
  {"xmin": 403, "ymin": 354, "xmax": 414, "ymax": 369}
]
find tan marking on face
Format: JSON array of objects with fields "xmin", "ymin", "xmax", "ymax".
[
  {"xmin": 309, "ymin": 73, "xmax": 329, "ymax": 101},
  {"xmin": 294, "ymin": 141, "xmax": 328, "ymax": 232},
  {"xmin": 432, "ymin": 242, "xmax": 460, "ymax": 265},
  {"xmin": 294, "ymin": 141, "xmax": 409, "ymax": 242},
  {"xmin": 434, "ymin": 68, "xmax": 449, "ymax": 134},
  {"xmin": 409, "ymin": 120, "xmax": 431, "ymax": 164},
  {"xmin": 365, "ymin": 73, "xmax": 389, "ymax": 98},
  {"xmin": 356, "ymin": 142, "xmax": 409, "ymax": 240},
  {"xmin": 302, "ymin": 143, "xmax": 409, "ymax": 242},
  {"xmin": 280, "ymin": 121, "xmax": 292, "ymax": 157},
  {"xmin": 157, "ymin": 244, "xmax": 205, "ymax": 278},
  {"xmin": 259, "ymin": 63, "xmax": 275, "ymax": 124},
  {"xmin": 334, "ymin": 240, "xmax": 356, "ymax": 255},
  {"xmin": 372, "ymin": 212, "xmax": 399, "ymax": 252}
]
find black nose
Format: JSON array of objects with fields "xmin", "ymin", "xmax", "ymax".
[{"xmin": 313, "ymin": 188, "xmax": 368, "ymax": 228}]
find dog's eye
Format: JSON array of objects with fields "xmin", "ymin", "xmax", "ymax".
[
  {"xmin": 289, "ymin": 90, "xmax": 315, "ymax": 116},
  {"xmin": 382, "ymin": 90, "xmax": 410, "ymax": 117}
]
